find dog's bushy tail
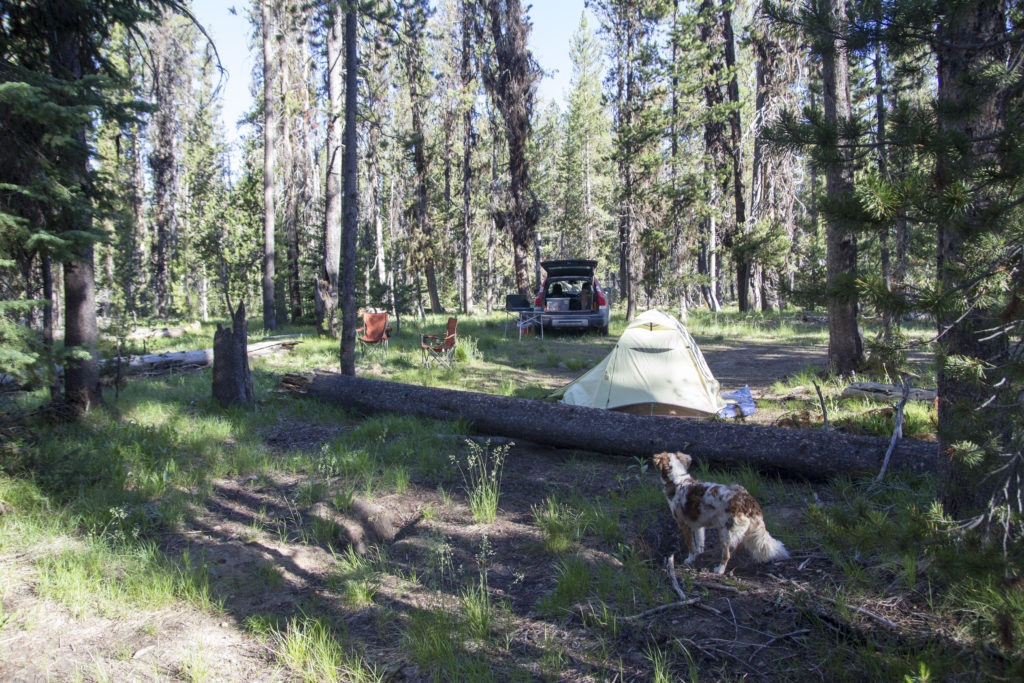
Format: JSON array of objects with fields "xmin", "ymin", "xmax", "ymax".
[{"xmin": 742, "ymin": 519, "xmax": 790, "ymax": 563}]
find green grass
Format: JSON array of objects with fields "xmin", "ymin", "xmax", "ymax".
[
  {"xmin": 450, "ymin": 439, "xmax": 509, "ymax": 524},
  {"xmin": 327, "ymin": 547, "xmax": 380, "ymax": 607},
  {"xmin": 460, "ymin": 574, "xmax": 496, "ymax": 642},
  {"xmin": 532, "ymin": 495, "xmax": 584, "ymax": 552},
  {"xmin": 33, "ymin": 538, "xmax": 219, "ymax": 618},
  {"xmin": 274, "ymin": 616, "xmax": 383, "ymax": 683},
  {"xmin": 402, "ymin": 607, "xmax": 494, "ymax": 681}
]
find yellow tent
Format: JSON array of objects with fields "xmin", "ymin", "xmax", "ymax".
[{"xmin": 557, "ymin": 310, "xmax": 726, "ymax": 417}]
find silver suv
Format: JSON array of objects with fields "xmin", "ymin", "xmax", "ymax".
[{"xmin": 533, "ymin": 260, "xmax": 610, "ymax": 335}]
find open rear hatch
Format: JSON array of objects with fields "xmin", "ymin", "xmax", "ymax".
[{"xmin": 540, "ymin": 259, "xmax": 597, "ymax": 278}]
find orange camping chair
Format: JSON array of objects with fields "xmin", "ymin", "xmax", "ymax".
[
  {"xmin": 420, "ymin": 317, "xmax": 458, "ymax": 369},
  {"xmin": 357, "ymin": 312, "xmax": 391, "ymax": 362}
]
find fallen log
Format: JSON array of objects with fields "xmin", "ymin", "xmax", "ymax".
[
  {"xmin": 285, "ymin": 372, "xmax": 936, "ymax": 480},
  {"xmin": 107, "ymin": 339, "xmax": 302, "ymax": 378},
  {"xmin": 841, "ymin": 382, "xmax": 936, "ymax": 402},
  {"xmin": 127, "ymin": 321, "xmax": 202, "ymax": 340}
]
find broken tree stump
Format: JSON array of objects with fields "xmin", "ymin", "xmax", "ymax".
[
  {"xmin": 283, "ymin": 372, "xmax": 937, "ymax": 480},
  {"xmin": 212, "ymin": 303, "xmax": 254, "ymax": 407}
]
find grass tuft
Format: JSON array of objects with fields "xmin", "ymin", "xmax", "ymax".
[{"xmin": 450, "ymin": 439, "xmax": 509, "ymax": 524}]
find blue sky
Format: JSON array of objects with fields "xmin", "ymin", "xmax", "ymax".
[{"xmin": 191, "ymin": 1, "xmax": 597, "ymax": 158}]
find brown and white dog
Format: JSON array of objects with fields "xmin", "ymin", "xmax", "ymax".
[{"xmin": 652, "ymin": 452, "xmax": 789, "ymax": 574}]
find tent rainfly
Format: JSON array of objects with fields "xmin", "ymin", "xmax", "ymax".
[{"xmin": 554, "ymin": 309, "xmax": 727, "ymax": 417}]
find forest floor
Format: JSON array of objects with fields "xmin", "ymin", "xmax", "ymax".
[{"xmin": 1, "ymin": 310, "xmax": 1003, "ymax": 681}]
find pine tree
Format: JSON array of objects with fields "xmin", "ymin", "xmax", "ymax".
[
  {"xmin": 594, "ymin": 0, "xmax": 669, "ymax": 320},
  {"xmin": 0, "ymin": 0, "xmax": 184, "ymax": 411},
  {"xmin": 559, "ymin": 13, "xmax": 612, "ymax": 262},
  {"xmin": 478, "ymin": 0, "xmax": 540, "ymax": 298}
]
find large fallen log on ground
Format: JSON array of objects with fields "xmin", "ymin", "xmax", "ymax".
[
  {"xmin": 285, "ymin": 372, "xmax": 936, "ymax": 480},
  {"xmin": 111, "ymin": 338, "xmax": 301, "ymax": 377}
]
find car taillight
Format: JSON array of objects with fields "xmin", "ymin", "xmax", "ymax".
[
  {"xmin": 595, "ymin": 283, "xmax": 606, "ymax": 306},
  {"xmin": 534, "ymin": 291, "xmax": 542, "ymax": 307}
]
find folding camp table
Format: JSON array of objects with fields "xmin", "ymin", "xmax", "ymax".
[{"xmin": 516, "ymin": 308, "xmax": 543, "ymax": 341}]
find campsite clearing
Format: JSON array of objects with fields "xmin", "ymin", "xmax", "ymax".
[{"xmin": 4, "ymin": 310, "xmax": 993, "ymax": 682}]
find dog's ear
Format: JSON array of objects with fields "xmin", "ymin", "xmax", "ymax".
[
  {"xmin": 651, "ymin": 452, "xmax": 671, "ymax": 478},
  {"xmin": 675, "ymin": 452, "xmax": 692, "ymax": 470}
]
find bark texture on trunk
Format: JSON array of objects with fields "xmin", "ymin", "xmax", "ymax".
[
  {"xmin": 53, "ymin": 23, "xmax": 100, "ymax": 412},
  {"xmin": 481, "ymin": 0, "xmax": 538, "ymax": 298},
  {"xmin": 212, "ymin": 303, "xmax": 254, "ymax": 407},
  {"xmin": 461, "ymin": 0, "xmax": 475, "ymax": 315},
  {"xmin": 820, "ymin": 0, "xmax": 862, "ymax": 375},
  {"xmin": 339, "ymin": 5, "xmax": 359, "ymax": 376},
  {"xmin": 261, "ymin": 0, "xmax": 278, "ymax": 331},
  {"xmin": 934, "ymin": 0, "xmax": 1009, "ymax": 517},
  {"xmin": 63, "ymin": 245, "xmax": 101, "ymax": 411},
  {"xmin": 723, "ymin": 5, "xmax": 750, "ymax": 311},
  {"xmin": 287, "ymin": 373, "xmax": 936, "ymax": 480},
  {"xmin": 320, "ymin": 7, "xmax": 343, "ymax": 336}
]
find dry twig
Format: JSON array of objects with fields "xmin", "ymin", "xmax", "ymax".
[
  {"xmin": 813, "ymin": 382, "xmax": 830, "ymax": 432},
  {"xmin": 877, "ymin": 377, "xmax": 911, "ymax": 482}
]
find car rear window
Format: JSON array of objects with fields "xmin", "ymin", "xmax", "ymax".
[{"xmin": 546, "ymin": 279, "xmax": 589, "ymax": 296}]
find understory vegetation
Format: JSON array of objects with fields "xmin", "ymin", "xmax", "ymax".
[{"xmin": 1, "ymin": 309, "xmax": 1020, "ymax": 680}]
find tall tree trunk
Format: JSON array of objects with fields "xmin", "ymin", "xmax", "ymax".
[
  {"xmin": 261, "ymin": 0, "xmax": 278, "ymax": 331},
  {"xmin": 669, "ymin": 0, "xmax": 683, "ymax": 306},
  {"xmin": 148, "ymin": 18, "xmax": 178, "ymax": 319},
  {"xmin": 699, "ymin": 0, "xmax": 727, "ymax": 312},
  {"xmin": 51, "ymin": 22, "xmax": 100, "ymax": 411},
  {"xmin": 41, "ymin": 252, "xmax": 58, "ymax": 399},
  {"xmin": 699, "ymin": 212, "xmax": 721, "ymax": 311},
  {"xmin": 340, "ymin": 4, "xmax": 359, "ymax": 376},
  {"xmin": 286, "ymin": 176, "xmax": 301, "ymax": 322},
  {"xmin": 934, "ymin": 0, "xmax": 1008, "ymax": 517},
  {"xmin": 481, "ymin": 0, "xmax": 538, "ymax": 299},
  {"xmin": 403, "ymin": 3, "xmax": 442, "ymax": 313},
  {"xmin": 614, "ymin": 21, "xmax": 636, "ymax": 321},
  {"xmin": 321, "ymin": 5, "xmax": 343, "ymax": 335},
  {"xmin": 461, "ymin": 0, "xmax": 475, "ymax": 315},
  {"xmin": 874, "ymin": 40, "xmax": 895, "ymax": 341},
  {"xmin": 723, "ymin": 3, "xmax": 750, "ymax": 312},
  {"xmin": 820, "ymin": 0, "xmax": 861, "ymax": 375},
  {"xmin": 366, "ymin": 22, "xmax": 387, "ymax": 299}
]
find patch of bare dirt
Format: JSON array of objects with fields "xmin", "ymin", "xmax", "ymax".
[{"xmin": 0, "ymin": 587, "xmax": 279, "ymax": 682}]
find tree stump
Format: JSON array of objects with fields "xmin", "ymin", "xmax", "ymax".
[
  {"xmin": 212, "ymin": 303, "xmax": 254, "ymax": 406},
  {"xmin": 314, "ymin": 279, "xmax": 339, "ymax": 338}
]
